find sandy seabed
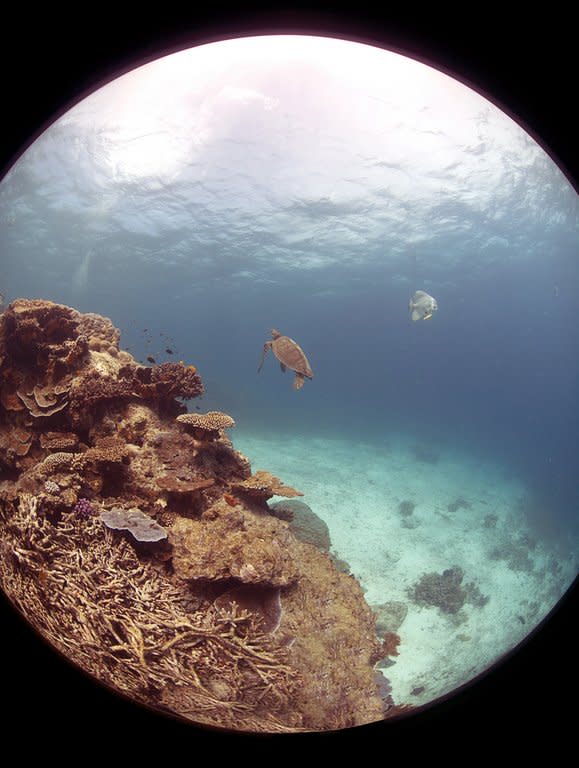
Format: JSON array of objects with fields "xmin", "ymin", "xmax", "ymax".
[{"xmin": 235, "ymin": 427, "xmax": 578, "ymax": 708}]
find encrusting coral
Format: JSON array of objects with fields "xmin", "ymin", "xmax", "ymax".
[{"xmin": 0, "ymin": 299, "xmax": 402, "ymax": 733}]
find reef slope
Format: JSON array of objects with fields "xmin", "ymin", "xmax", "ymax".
[{"xmin": 0, "ymin": 299, "xmax": 396, "ymax": 732}]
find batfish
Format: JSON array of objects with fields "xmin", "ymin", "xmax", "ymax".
[{"xmin": 409, "ymin": 290, "xmax": 438, "ymax": 321}]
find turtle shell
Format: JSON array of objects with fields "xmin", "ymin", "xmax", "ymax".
[{"xmin": 272, "ymin": 335, "xmax": 313, "ymax": 378}]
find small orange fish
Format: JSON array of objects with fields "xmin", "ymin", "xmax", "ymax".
[{"xmin": 223, "ymin": 493, "xmax": 240, "ymax": 507}]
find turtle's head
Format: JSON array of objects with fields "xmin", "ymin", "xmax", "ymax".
[{"xmin": 271, "ymin": 328, "xmax": 281, "ymax": 339}]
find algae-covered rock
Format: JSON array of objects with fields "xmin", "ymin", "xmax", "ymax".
[
  {"xmin": 373, "ymin": 601, "xmax": 408, "ymax": 634},
  {"xmin": 170, "ymin": 503, "xmax": 299, "ymax": 586}
]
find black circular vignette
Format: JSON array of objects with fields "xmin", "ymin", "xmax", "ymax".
[{"xmin": 0, "ymin": 5, "xmax": 576, "ymax": 753}]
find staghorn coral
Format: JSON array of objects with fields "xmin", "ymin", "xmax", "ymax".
[
  {"xmin": 381, "ymin": 631, "xmax": 401, "ymax": 658},
  {"xmin": 0, "ymin": 495, "xmax": 300, "ymax": 733},
  {"xmin": 213, "ymin": 584, "xmax": 283, "ymax": 634}
]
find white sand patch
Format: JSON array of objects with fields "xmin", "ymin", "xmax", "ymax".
[{"xmin": 235, "ymin": 429, "xmax": 578, "ymax": 708}]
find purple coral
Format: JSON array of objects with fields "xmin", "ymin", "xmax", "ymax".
[{"xmin": 74, "ymin": 498, "xmax": 95, "ymax": 517}]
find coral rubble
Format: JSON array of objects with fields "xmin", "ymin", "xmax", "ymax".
[{"xmin": 0, "ymin": 299, "xmax": 399, "ymax": 733}]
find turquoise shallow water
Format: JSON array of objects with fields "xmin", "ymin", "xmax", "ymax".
[{"xmin": 234, "ymin": 426, "xmax": 577, "ymax": 706}]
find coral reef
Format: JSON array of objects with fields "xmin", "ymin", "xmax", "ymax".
[
  {"xmin": 408, "ymin": 566, "xmax": 489, "ymax": 615},
  {"xmin": 0, "ymin": 299, "xmax": 399, "ymax": 733}
]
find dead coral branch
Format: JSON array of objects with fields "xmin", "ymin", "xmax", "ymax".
[{"xmin": 0, "ymin": 494, "xmax": 300, "ymax": 732}]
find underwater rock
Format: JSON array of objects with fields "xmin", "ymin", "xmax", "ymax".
[
  {"xmin": 373, "ymin": 601, "xmax": 409, "ymax": 633},
  {"xmin": 490, "ymin": 540, "xmax": 534, "ymax": 573},
  {"xmin": 269, "ymin": 499, "xmax": 332, "ymax": 551}
]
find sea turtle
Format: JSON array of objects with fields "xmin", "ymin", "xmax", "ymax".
[{"xmin": 257, "ymin": 329, "xmax": 314, "ymax": 390}]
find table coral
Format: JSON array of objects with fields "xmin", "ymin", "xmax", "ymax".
[
  {"xmin": 176, "ymin": 410, "xmax": 235, "ymax": 440},
  {"xmin": 231, "ymin": 470, "xmax": 303, "ymax": 501}
]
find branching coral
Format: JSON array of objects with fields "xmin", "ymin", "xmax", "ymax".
[{"xmin": 0, "ymin": 494, "xmax": 300, "ymax": 732}]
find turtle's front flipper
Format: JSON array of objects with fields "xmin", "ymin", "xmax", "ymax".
[
  {"xmin": 257, "ymin": 341, "xmax": 272, "ymax": 373},
  {"xmin": 293, "ymin": 373, "xmax": 305, "ymax": 390}
]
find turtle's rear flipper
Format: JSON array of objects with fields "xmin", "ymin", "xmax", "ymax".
[
  {"xmin": 257, "ymin": 342, "xmax": 271, "ymax": 373},
  {"xmin": 280, "ymin": 363, "xmax": 286, "ymax": 373},
  {"xmin": 293, "ymin": 373, "xmax": 305, "ymax": 390}
]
